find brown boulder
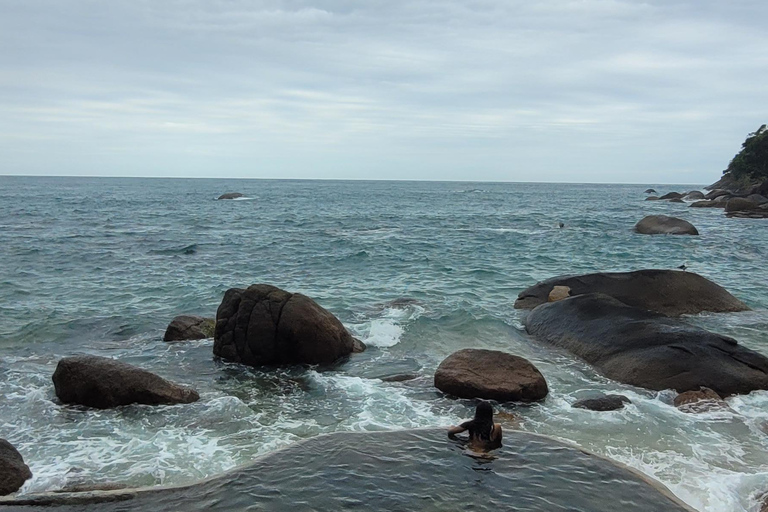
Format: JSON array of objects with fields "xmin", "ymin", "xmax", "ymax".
[
  {"xmin": 434, "ymin": 349, "xmax": 548, "ymax": 402},
  {"xmin": 214, "ymin": 284, "xmax": 362, "ymax": 366},
  {"xmin": 634, "ymin": 215, "xmax": 698, "ymax": 235},
  {"xmin": 52, "ymin": 356, "xmax": 199, "ymax": 409},
  {"xmin": 673, "ymin": 387, "xmax": 729, "ymax": 413},
  {"xmin": 0, "ymin": 439, "xmax": 32, "ymax": 496},
  {"xmin": 163, "ymin": 315, "xmax": 215, "ymax": 341},
  {"xmin": 514, "ymin": 269, "xmax": 749, "ymax": 316}
]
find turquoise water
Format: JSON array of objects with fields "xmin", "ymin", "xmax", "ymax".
[{"xmin": 1, "ymin": 177, "xmax": 767, "ymax": 511}]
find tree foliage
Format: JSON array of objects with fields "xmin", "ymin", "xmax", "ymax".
[{"xmin": 724, "ymin": 124, "xmax": 768, "ymax": 180}]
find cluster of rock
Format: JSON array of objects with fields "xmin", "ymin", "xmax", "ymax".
[
  {"xmin": 688, "ymin": 188, "xmax": 768, "ymax": 217},
  {"xmin": 645, "ymin": 190, "xmax": 704, "ymax": 203}
]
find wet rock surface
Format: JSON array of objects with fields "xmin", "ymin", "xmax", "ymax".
[
  {"xmin": 163, "ymin": 315, "xmax": 215, "ymax": 342},
  {"xmin": 0, "ymin": 439, "xmax": 32, "ymax": 496},
  {"xmin": 634, "ymin": 215, "xmax": 698, "ymax": 235}
]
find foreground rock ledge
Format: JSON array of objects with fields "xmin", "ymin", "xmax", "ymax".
[
  {"xmin": 524, "ymin": 294, "xmax": 768, "ymax": 396},
  {"xmin": 434, "ymin": 348, "xmax": 548, "ymax": 402},
  {"xmin": 163, "ymin": 315, "xmax": 215, "ymax": 342},
  {"xmin": 214, "ymin": 284, "xmax": 363, "ymax": 366},
  {"xmin": 514, "ymin": 269, "xmax": 749, "ymax": 316},
  {"xmin": 52, "ymin": 356, "xmax": 200, "ymax": 409},
  {"xmin": 0, "ymin": 439, "xmax": 32, "ymax": 496},
  {"xmin": 0, "ymin": 430, "xmax": 695, "ymax": 512}
]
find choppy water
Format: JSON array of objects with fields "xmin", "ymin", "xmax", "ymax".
[{"xmin": 1, "ymin": 177, "xmax": 767, "ymax": 511}]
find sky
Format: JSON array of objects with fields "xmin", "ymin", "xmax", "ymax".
[{"xmin": 0, "ymin": 0, "xmax": 766, "ymax": 183}]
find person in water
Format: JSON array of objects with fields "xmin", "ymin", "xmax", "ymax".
[{"xmin": 447, "ymin": 400, "xmax": 503, "ymax": 450}]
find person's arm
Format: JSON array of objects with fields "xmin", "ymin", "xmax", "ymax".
[
  {"xmin": 447, "ymin": 424, "xmax": 467, "ymax": 439},
  {"xmin": 491, "ymin": 423, "xmax": 503, "ymax": 444}
]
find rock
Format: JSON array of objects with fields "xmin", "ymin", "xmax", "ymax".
[
  {"xmin": 747, "ymin": 194, "xmax": 768, "ymax": 204},
  {"xmin": 689, "ymin": 200, "xmax": 724, "ymax": 208},
  {"xmin": 380, "ymin": 373, "xmax": 419, "ymax": 383},
  {"xmin": 217, "ymin": 193, "xmax": 244, "ymax": 200},
  {"xmin": 572, "ymin": 394, "xmax": 631, "ymax": 411},
  {"xmin": 56, "ymin": 483, "xmax": 128, "ymax": 493},
  {"xmin": 163, "ymin": 315, "xmax": 215, "ymax": 342},
  {"xmin": 434, "ymin": 348, "xmax": 548, "ymax": 402},
  {"xmin": 644, "ymin": 196, "xmax": 659, "ymax": 201},
  {"xmin": 634, "ymin": 215, "xmax": 698, "ymax": 235},
  {"xmin": 213, "ymin": 284, "xmax": 361, "ymax": 366},
  {"xmin": 514, "ymin": 269, "xmax": 749, "ymax": 316},
  {"xmin": 658, "ymin": 192, "xmax": 683, "ymax": 200},
  {"xmin": 525, "ymin": 294, "xmax": 768, "ymax": 396},
  {"xmin": 712, "ymin": 193, "xmax": 733, "ymax": 203},
  {"xmin": 644, "ymin": 188, "xmax": 657, "ymax": 194},
  {"xmin": 352, "ymin": 337, "xmax": 367, "ymax": 353},
  {"xmin": 0, "ymin": 439, "xmax": 32, "ymax": 496},
  {"xmin": 548, "ymin": 285, "xmax": 571, "ymax": 302},
  {"xmin": 725, "ymin": 197, "xmax": 759, "ymax": 213},
  {"xmin": 704, "ymin": 189, "xmax": 730, "ymax": 200},
  {"xmin": 52, "ymin": 356, "xmax": 199, "ymax": 409},
  {"xmin": 669, "ymin": 198, "xmax": 685, "ymax": 203},
  {"xmin": 683, "ymin": 191, "xmax": 705, "ymax": 200},
  {"xmin": 673, "ymin": 387, "xmax": 729, "ymax": 413}
]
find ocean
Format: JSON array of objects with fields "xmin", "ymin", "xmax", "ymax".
[{"xmin": 1, "ymin": 176, "xmax": 767, "ymax": 511}]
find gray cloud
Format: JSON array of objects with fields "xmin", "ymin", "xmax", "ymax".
[{"xmin": 1, "ymin": 0, "xmax": 766, "ymax": 182}]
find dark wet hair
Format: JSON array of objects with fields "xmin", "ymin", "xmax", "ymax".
[{"xmin": 466, "ymin": 400, "xmax": 494, "ymax": 441}]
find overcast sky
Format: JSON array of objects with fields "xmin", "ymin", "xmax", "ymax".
[{"xmin": 0, "ymin": 0, "xmax": 766, "ymax": 183}]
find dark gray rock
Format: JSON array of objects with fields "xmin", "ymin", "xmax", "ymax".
[
  {"xmin": 689, "ymin": 200, "xmax": 724, "ymax": 208},
  {"xmin": 217, "ymin": 193, "xmax": 244, "ymax": 200},
  {"xmin": 683, "ymin": 191, "xmax": 705, "ymax": 200},
  {"xmin": 669, "ymin": 198, "xmax": 685, "ymax": 203},
  {"xmin": 214, "ymin": 284, "xmax": 361, "ymax": 366},
  {"xmin": 524, "ymin": 294, "xmax": 768, "ymax": 396},
  {"xmin": 163, "ymin": 315, "xmax": 215, "ymax": 342},
  {"xmin": 658, "ymin": 192, "xmax": 683, "ymax": 200},
  {"xmin": 634, "ymin": 215, "xmax": 698, "ymax": 235},
  {"xmin": 52, "ymin": 356, "xmax": 199, "ymax": 409},
  {"xmin": 572, "ymin": 394, "xmax": 631, "ymax": 411},
  {"xmin": 644, "ymin": 188, "xmax": 657, "ymax": 194},
  {"xmin": 434, "ymin": 349, "xmax": 548, "ymax": 402},
  {"xmin": 725, "ymin": 197, "xmax": 760, "ymax": 213},
  {"xmin": 747, "ymin": 194, "xmax": 768, "ymax": 205},
  {"xmin": 0, "ymin": 439, "xmax": 31, "ymax": 496},
  {"xmin": 514, "ymin": 269, "xmax": 749, "ymax": 316},
  {"xmin": 704, "ymin": 189, "xmax": 730, "ymax": 200}
]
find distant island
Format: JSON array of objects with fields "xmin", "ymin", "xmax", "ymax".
[{"xmin": 708, "ymin": 124, "xmax": 768, "ymax": 195}]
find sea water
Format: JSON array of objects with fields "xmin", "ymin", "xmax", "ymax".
[{"xmin": 0, "ymin": 177, "xmax": 766, "ymax": 511}]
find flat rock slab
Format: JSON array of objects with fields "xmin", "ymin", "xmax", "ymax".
[
  {"xmin": 0, "ymin": 430, "xmax": 695, "ymax": 512},
  {"xmin": 0, "ymin": 440, "xmax": 31, "ymax": 496},
  {"xmin": 434, "ymin": 349, "xmax": 548, "ymax": 402},
  {"xmin": 634, "ymin": 215, "xmax": 698, "ymax": 235},
  {"xmin": 514, "ymin": 269, "xmax": 749, "ymax": 316},
  {"xmin": 163, "ymin": 315, "xmax": 215, "ymax": 342},
  {"xmin": 52, "ymin": 356, "xmax": 199, "ymax": 409},
  {"xmin": 524, "ymin": 294, "xmax": 768, "ymax": 396}
]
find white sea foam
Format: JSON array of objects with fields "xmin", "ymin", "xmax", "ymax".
[{"xmin": 351, "ymin": 304, "xmax": 424, "ymax": 348}]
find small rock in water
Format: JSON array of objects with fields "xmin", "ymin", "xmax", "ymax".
[
  {"xmin": 217, "ymin": 192, "xmax": 245, "ymax": 200},
  {"xmin": 572, "ymin": 394, "xmax": 631, "ymax": 411},
  {"xmin": 0, "ymin": 439, "xmax": 32, "ymax": 496},
  {"xmin": 558, "ymin": 222, "xmax": 565, "ymax": 228},
  {"xmin": 164, "ymin": 315, "xmax": 215, "ymax": 342}
]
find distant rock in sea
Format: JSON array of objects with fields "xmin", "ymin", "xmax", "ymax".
[
  {"xmin": 634, "ymin": 215, "xmax": 698, "ymax": 235},
  {"xmin": 217, "ymin": 193, "xmax": 245, "ymax": 200}
]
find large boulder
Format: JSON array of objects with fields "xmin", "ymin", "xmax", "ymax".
[
  {"xmin": 634, "ymin": 215, "xmax": 698, "ymax": 235},
  {"xmin": 163, "ymin": 315, "xmax": 215, "ymax": 342},
  {"xmin": 524, "ymin": 294, "xmax": 768, "ymax": 396},
  {"xmin": 514, "ymin": 269, "xmax": 748, "ymax": 316},
  {"xmin": 217, "ymin": 193, "xmax": 244, "ymax": 200},
  {"xmin": 52, "ymin": 356, "xmax": 199, "ymax": 409},
  {"xmin": 683, "ymin": 191, "xmax": 705, "ymax": 200},
  {"xmin": 214, "ymin": 284, "xmax": 362, "ymax": 366},
  {"xmin": 725, "ymin": 197, "xmax": 759, "ymax": 213},
  {"xmin": 434, "ymin": 349, "xmax": 548, "ymax": 402},
  {"xmin": 0, "ymin": 439, "xmax": 31, "ymax": 496}
]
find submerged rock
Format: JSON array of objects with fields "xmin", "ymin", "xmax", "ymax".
[
  {"xmin": 0, "ymin": 439, "xmax": 32, "ymax": 496},
  {"xmin": 214, "ymin": 284, "xmax": 361, "ymax": 366},
  {"xmin": 634, "ymin": 215, "xmax": 698, "ymax": 235},
  {"xmin": 514, "ymin": 269, "xmax": 748, "ymax": 316},
  {"xmin": 217, "ymin": 193, "xmax": 244, "ymax": 200},
  {"xmin": 572, "ymin": 394, "xmax": 631, "ymax": 411},
  {"xmin": 163, "ymin": 315, "xmax": 215, "ymax": 342},
  {"xmin": 434, "ymin": 348, "xmax": 548, "ymax": 402},
  {"xmin": 52, "ymin": 356, "xmax": 199, "ymax": 409},
  {"xmin": 673, "ymin": 387, "xmax": 729, "ymax": 413},
  {"xmin": 524, "ymin": 294, "xmax": 768, "ymax": 396}
]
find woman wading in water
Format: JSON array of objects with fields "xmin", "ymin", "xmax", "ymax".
[{"xmin": 448, "ymin": 400, "xmax": 503, "ymax": 451}]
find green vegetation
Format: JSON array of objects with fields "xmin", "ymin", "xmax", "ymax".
[{"xmin": 724, "ymin": 124, "xmax": 768, "ymax": 180}]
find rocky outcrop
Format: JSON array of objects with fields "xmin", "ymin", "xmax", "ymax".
[
  {"xmin": 524, "ymin": 294, "xmax": 768, "ymax": 396},
  {"xmin": 0, "ymin": 439, "xmax": 31, "ymax": 496},
  {"xmin": 213, "ymin": 284, "xmax": 362, "ymax": 366},
  {"xmin": 514, "ymin": 269, "xmax": 749, "ymax": 316},
  {"xmin": 725, "ymin": 197, "xmax": 768, "ymax": 219},
  {"xmin": 217, "ymin": 193, "xmax": 244, "ymax": 200},
  {"xmin": 673, "ymin": 387, "xmax": 729, "ymax": 413},
  {"xmin": 572, "ymin": 394, "xmax": 630, "ymax": 411},
  {"xmin": 634, "ymin": 215, "xmax": 698, "ymax": 235},
  {"xmin": 434, "ymin": 349, "xmax": 548, "ymax": 402},
  {"xmin": 163, "ymin": 315, "xmax": 215, "ymax": 342},
  {"xmin": 52, "ymin": 356, "xmax": 199, "ymax": 409}
]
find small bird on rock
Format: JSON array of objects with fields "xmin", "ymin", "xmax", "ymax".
[{"xmin": 677, "ymin": 264, "xmax": 688, "ymax": 271}]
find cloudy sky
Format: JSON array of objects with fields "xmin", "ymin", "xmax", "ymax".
[{"xmin": 0, "ymin": 0, "xmax": 766, "ymax": 183}]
